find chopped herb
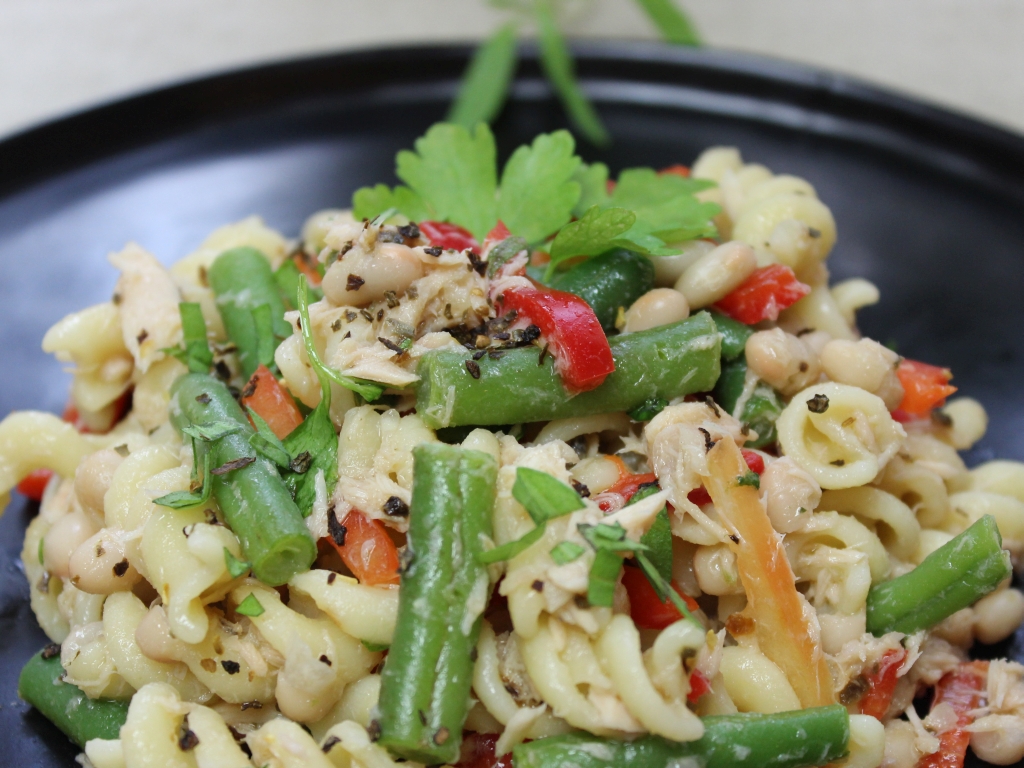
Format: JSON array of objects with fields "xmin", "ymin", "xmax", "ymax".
[
  {"xmin": 220, "ymin": 660, "xmax": 241, "ymax": 675},
  {"xmin": 347, "ymin": 274, "xmax": 365, "ymax": 291},
  {"xmin": 224, "ymin": 548, "xmax": 251, "ymax": 578},
  {"xmin": 807, "ymin": 394, "xmax": 830, "ymax": 413},
  {"xmin": 640, "ymin": 507, "xmax": 673, "ymax": 583},
  {"xmin": 737, "ymin": 471, "xmax": 760, "ymax": 490},
  {"xmin": 465, "ymin": 359, "xmax": 481, "ymax": 379},
  {"xmin": 247, "ymin": 408, "xmax": 292, "ymax": 469},
  {"xmin": 513, "ymin": 467, "xmax": 585, "ymax": 525},
  {"xmin": 181, "ymin": 421, "xmax": 243, "ymax": 442},
  {"xmin": 628, "ymin": 397, "xmax": 668, "ymax": 422},
  {"xmin": 37, "ymin": 537, "xmax": 44, "ymax": 565},
  {"xmin": 112, "ymin": 559, "xmax": 130, "ymax": 577},
  {"xmin": 235, "ymin": 594, "xmax": 265, "ymax": 617},
  {"xmin": 478, "ymin": 524, "xmax": 546, "ymax": 564},
  {"xmin": 362, "ymin": 640, "xmax": 390, "ymax": 653},
  {"xmin": 635, "ymin": 551, "xmax": 702, "ymax": 629},
  {"xmin": 178, "ymin": 726, "xmax": 200, "ymax": 751},
  {"xmin": 154, "ymin": 448, "xmax": 213, "ymax": 509},
  {"xmin": 327, "ymin": 507, "xmax": 347, "ymax": 547},
  {"xmin": 550, "ymin": 541, "xmax": 586, "ymax": 565},
  {"xmin": 587, "ymin": 549, "xmax": 623, "ymax": 607},
  {"xmin": 163, "ymin": 302, "xmax": 214, "ymax": 374},
  {"xmin": 383, "ymin": 496, "xmax": 410, "ymax": 517},
  {"xmin": 211, "ymin": 456, "xmax": 256, "ymax": 475},
  {"xmin": 289, "ymin": 451, "xmax": 312, "ymax": 474}
]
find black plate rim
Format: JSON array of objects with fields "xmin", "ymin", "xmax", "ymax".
[{"xmin": 2, "ymin": 40, "xmax": 1024, "ymax": 202}]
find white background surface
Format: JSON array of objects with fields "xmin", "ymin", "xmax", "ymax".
[{"xmin": 2, "ymin": 0, "xmax": 1022, "ymax": 139}]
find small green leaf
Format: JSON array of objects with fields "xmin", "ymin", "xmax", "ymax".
[
  {"xmin": 296, "ymin": 277, "xmax": 385, "ymax": 402},
  {"xmin": 737, "ymin": 471, "xmax": 760, "ymax": 490},
  {"xmin": 579, "ymin": 522, "xmax": 649, "ymax": 554},
  {"xmin": 181, "ymin": 421, "xmax": 242, "ymax": 442},
  {"xmin": 251, "ymin": 303, "xmax": 279, "ymax": 370},
  {"xmin": 362, "ymin": 640, "xmax": 390, "ymax": 653},
  {"xmin": 628, "ymin": 397, "xmax": 668, "ymax": 422},
  {"xmin": 572, "ymin": 162, "xmax": 610, "ymax": 217},
  {"xmin": 38, "ymin": 537, "xmax": 44, "ymax": 565},
  {"xmin": 640, "ymin": 508, "xmax": 673, "ymax": 584},
  {"xmin": 634, "ymin": 0, "xmax": 701, "ymax": 46},
  {"xmin": 176, "ymin": 302, "xmax": 214, "ymax": 374},
  {"xmin": 246, "ymin": 408, "xmax": 292, "ymax": 469},
  {"xmin": 352, "ymin": 184, "xmax": 432, "ymax": 223},
  {"xmin": 235, "ymin": 593, "xmax": 265, "ymax": 617},
  {"xmin": 607, "ymin": 168, "xmax": 719, "ymax": 242},
  {"xmin": 498, "ymin": 130, "xmax": 581, "ymax": 244},
  {"xmin": 448, "ymin": 22, "xmax": 519, "ymax": 129},
  {"xmin": 587, "ymin": 549, "xmax": 623, "ymax": 607},
  {"xmin": 281, "ymin": 397, "xmax": 339, "ymax": 518},
  {"xmin": 396, "ymin": 122, "xmax": 499, "ymax": 240},
  {"xmin": 478, "ymin": 524, "xmax": 546, "ymax": 564},
  {"xmin": 274, "ymin": 259, "xmax": 322, "ymax": 311},
  {"xmin": 546, "ymin": 206, "xmax": 636, "ymax": 279},
  {"xmin": 550, "ymin": 541, "xmax": 586, "ymax": 565},
  {"xmin": 535, "ymin": 0, "xmax": 610, "ymax": 147},
  {"xmin": 224, "ymin": 548, "xmax": 251, "ymax": 579},
  {"xmin": 154, "ymin": 449, "xmax": 213, "ymax": 509},
  {"xmin": 512, "ymin": 467, "xmax": 585, "ymax": 525}
]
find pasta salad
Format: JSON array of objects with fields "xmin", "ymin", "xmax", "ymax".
[{"xmin": 5, "ymin": 122, "xmax": 1024, "ymax": 768}]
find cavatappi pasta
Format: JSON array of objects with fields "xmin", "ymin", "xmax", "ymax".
[{"xmin": 6, "ymin": 124, "xmax": 1024, "ymax": 768}]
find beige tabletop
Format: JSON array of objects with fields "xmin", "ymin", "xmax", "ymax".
[{"xmin": 2, "ymin": 0, "xmax": 1023, "ymax": 139}]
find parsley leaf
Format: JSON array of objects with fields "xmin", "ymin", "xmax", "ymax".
[
  {"xmin": 512, "ymin": 468, "xmax": 585, "ymax": 524},
  {"xmin": 635, "ymin": 0, "xmax": 701, "ymax": 46},
  {"xmin": 640, "ymin": 507, "xmax": 673, "ymax": 584},
  {"xmin": 478, "ymin": 524, "xmax": 546, "ymax": 565},
  {"xmin": 737, "ymin": 471, "xmax": 760, "ymax": 490},
  {"xmin": 351, "ymin": 184, "xmax": 431, "ymax": 224},
  {"xmin": 448, "ymin": 22, "xmax": 519, "ymax": 129},
  {"xmin": 247, "ymin": 408, "xmax": 292, "ymax": 469},
  {"xmin": 498, "ymin": 130, "xmax": 581, "ymax": 244},
  {"xmin": 608, "ymin": 168, "xmax": 719, "ymax": 242},
  {"xmin": 545, "ymin": 206, "xmax": 636, "ymax": 280},
  {"xmin": 181, "ymin": 421, "xmax": 242, "ymax": 442},
  {"xmin": 281, "ymin": 397, "xmax": 337, "ymax": 518},
  {"xmin": 235, "ymin": 593, "xmax": 265, "ymax": 617},
  {"xmin": 572, "ymin": 162, "xmax": 610, "ymax": 217},
  {"xmin": 164, "ymin": 302, "xmax": 213, "ymax": 374},
  {"xmin": 587, "ymin": 549, "xmax": 622, "ymax": 607},
  {"xmin": 550, "ymin": 541, "xmax": 586, "ymax": 565},
  {"xmin": 396, "ymin": 123, "xmax": 498, "ymax": 240},
  {"xmin": 154, "ymin": 447, "xmax": 213, "ymax": 509},
  {"xmin": 224, "ymin": 548, "xmax": 251, "ymax": 578}
]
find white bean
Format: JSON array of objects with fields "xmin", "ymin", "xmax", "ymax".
[
  {"xmin": 652, "ymin": 240, "xmax": 715, "ymax": 287},
  {"xmin": 74, "ymin": 449, "xmax": 124, "ymax": 519},
  {"xmin": 744, "ymin": 328, "xmax": 820, "ymax": 397},
  {"xmin": 819, "ymin": 338, "xmax": 904, "ymax": 410},
  {"xmin": 68, "ymin": 529, "xmax": 141, "ymax": 595},
  {"xmin": 675, "ymin": 241, "xmax": 757, "ymax": 309},
  {"xmin": 321, "ymin": 243, "xmax": 424, "ymax": 306},
  {"xmin": 971, "ymin": 723, "xmax": 1024, "ymax": 766},
  {"xmin": 693, "ymin": 544, "xmax": 743, "ymax": 595},
  {"xmin": 760, "ymin": 456, "xmax": 820, "ymax": 533},
  {"xmin": 623, "ymin": 288, "xmax": 689, "ymax": 333},
  {"xmin": 570, "ymin": 456, "xmax": 622, "ymax": 495},
  {"xmin": 973, "ymin": 588, "xmax": 1024, "ymax": 645},
  {"xmin": 43, "ymin": 510, "xmax": 98, "ymax": 579}
]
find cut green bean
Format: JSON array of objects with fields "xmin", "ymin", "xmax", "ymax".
[
  {"xmin": 713, "ymin": 355, "xmax": 783, "ymax": 448},
  {"xmin": 710, "ymin": 310, "xmax": 753, "ymax": 361},
  {"xmin": 376, "ymin": 444, "xmax": 497, "ymax": 764},
  {"xmin": 540, "ymin": 248, "xmax": 655, "ymax": 331},
  {"xmin": 416, "ymin": 311, "xmax": 721, "ymax": 428},
  {"xmin": 867, "ymin": 514, "xmax": 1010, "ymax": 636},
  {"xmin": 170, "ymin": 373, "xmax": 316, "ymax": 585},
  {"xmin": 208, "ymin": 246, "xmax": 292, "ymax": 379},
  {"xmin": 513, "ymin": 705, "xmax": 850, "ymax": 768},
  {"xmin": 19, "ymin": 648, "xmax": 129, "ymax": 747}
]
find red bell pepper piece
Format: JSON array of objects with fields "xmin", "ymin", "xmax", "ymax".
[
  {"xmin": 687, "ymin": 668, "xmax": 712, "ymax": 702},
  {"xmin": 659, "ymin": 164, "xmax": 691, "ymax": 177},
  {"xmin": 455, "ymin": 733, "xmax": 513, "ymax": 768},
  {"xmin": 289, "ymin": 250, "xmax": 322, "ymax": 286},
  {"xmin": 605, "ymin": 472, "xmax": 658, "ymax": 502},
  {"xmin": 714, "ymin": 264, "xmax": 811, "ymax": 325},
  {"xmin": 241, "ymin": 364, "xmax": 304, "ymax": 440},
  {"xmin": 895, "ymin": 359, "xmax": 957, "ymax": 416},
  {"xmin": 326, "ymin": 510, "xmax": 401, "ymax": 587},
  {"xmin": 857, "ymin": 647, "xmax": 906, "ymax": 720},
  {"xmin": 500, "ymin": 287, "xmax": 615, "ymax": 392},
  {"xmin": 688, "ymin": 449, "xmax": 764, "ymax": 506},
  {"xmin": 482, "ymin": 221, "xmax": 511, "ymax": 252},
  {"xmin": 918, "ymin": 661, "xmax": 987, "ymax": 768},
  {"xmin": 622, "ymin": 565, "xmax": 699, "ymax": 630},
  {"xmin": 419, "ymin": 221, "xmax": 479, "ymax": 252},
  {"xmin": 17, "ymin": 469, "xmax": 54, "ymax": 502}
]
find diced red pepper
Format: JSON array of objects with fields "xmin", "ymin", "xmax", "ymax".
[
  {"xmin": 713, "ymin": 264, "xmax": 811, "ymax": 325},
  {"xmin": 241, "ymin": 365, "xmax": 304, "ymax": 440},
  {"xmin": 455, "ymin": 733, "xmax": 513, "ymax": 768},
  {"xmin": 500, "ymin": 287, "xmax": 615, "ymax": 392},
  {"xmin": 605, "ymin": 472, "xmax": 658, "ymax": 503},
  {"xmin": 326, "ymin": 511, "xmax": 401, "ymax": 587},
  {"xmin": 857, "ymin": 648, "xmax": 906, "ymax": 720},
  {"xmin": 290, "ymin": 250, "xmax": 322, "ymax": 287},
  {"xmin": 896, "ymin": 359, "xmax": 957, "ymax": 416},
  {"xmin": 621, "ymin": 565, "xmax": 699, "ymax": 630},
  {"xmin": 688, "ymin": 450, "xmax": 764, "ymax": 506},
  {"xmin": 918, "ymin": 661, "xmax": 987, "ymax": 768},
  {"xmin": 17, "ymin": 469, "xmax": 54, "ymax": 502},
  {"xmin": 483, "ymin": 220, "xmax": 511, "ymax": 252},
  {"xmin": 659, "ymin": 164, "xmax": 691, "ymax": 177},
  {"xmin": 419, "ymin": 221, "xmax": 479, "ymax": 252},
  {"xmin": 687, "ymin": 668, "xmax": 712, "ymax": 702}
]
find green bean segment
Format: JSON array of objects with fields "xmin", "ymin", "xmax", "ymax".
[
  {"xmin": 170, "ymin": 373, "xmax": 316, "ymax": 586},
  {"xmin": 19, "ymin": 649, "xmax": 129, "ymax": 747},
  {"xmin": 867, "ymin": 514, "xmax": 1011, "ymax": 635},
  {"xmin": 376, "ymin": 444, "xmax": 497, "ymax": 764},
  {"xmin": 513, "ymin": 705, "xmax": 850, "ymax": 768},
  {"xmin": 712, "ymin": 355, "xmax": 783, "ymax": 448},
  {"xmin": 544, "ymin": 248, "xmax": 655, "ymax": 331},
  {"xmin": 416, "ymin": 311, "xmax": 721, "ymax": 428},
  {"xmin": 208, "ymin": 246, "xmax": 292, "ymax": 379}
]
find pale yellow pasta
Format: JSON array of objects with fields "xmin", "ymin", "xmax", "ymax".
[
  {"xmin": 119, "ymin": 682, "xmax": 194, "ymax": 768},
  {"xmin": 776, "ymin": 383, "xmax": 905, "ymax": 489},
  {"xmin": 103, "ymin": 444, "xmax": 180, "ymax": 529},
  {"xmin": 819, "ymin": 487, "xmax": 921, "ymax": 562},
  {"xmin": 109, "ymin": 243, "xmax": 182, "ymax": 374},
  {"xmin": 61, "ymin": 619, "xmax": 134, "ymax": 699},
  {"xmin": 787, "ymin": 509, "xmax": 889, "ymax": 583},
  {"xmin": 948, "ymin": 490, "xmax": 1024, "ymax": 546},
  {"xmin": 830, "ymin": 278, "xmax": 881, "ymax": 326},
  {"xmin": 719, "ymin": 645, "xmax": 801, "ymax": 713},
  {"xmin": 319, "ymin": 720, "xmax": 423, "ymax": 768},
  {"xmin": 186, "ymin": 704, "xmax": 254, "ymax": 768},
  {"xmin": 844, "ymin": 714, "xmax": 886, "ymax": 768},
  {"xmin": 954, "ymin": 459, "xmax": 1024, "ymax": 502},
  {"xmin": 102, "ymin": 591, "xmax": 211, "ymax": 703},
  {"xmin": 937, "ymin": 397, "xmax": 988, "ymax": 450},
  {"xmin": 249, "ymin": 718, "xmax": 337, "ymax": 768},
  {"xmin": 532, "ymin": 412, "xmax": 631, "ymax": 445},
  {"xmin": 289, "ymin": 569, "xmax": 399, "ymax": 646},
  {"xmin": 232, "ymin": 581, "xmax": 379, "ymax": 722},
  {"xmin": 132, "ymin": 357, "xmax": 188, "ymax": 432},
  {"xmin": 877, "ymin": 456, "xmax": 951, "ymax": 529},
  {"xmin": 84, "ymin": 738, "xmax": 126, "ymax": 768},
  {"xmin": 22, "ymin": 513, "xmax": 70, "ymax": 641},
  {"xmin": 780, "ymin": 284, "xmax": 857, "ymax": 340}
]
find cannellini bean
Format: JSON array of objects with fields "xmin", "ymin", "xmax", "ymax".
[
  {"xmin": 570, "ymin": 456, "xmax": 622, "ymax": 495},
  {"xmin": 321, "ymin": 243, "xmax": 424, "ymax": 306},
  {"xmin": 74, "ymin": 449, "xmax": 124, "ymax": 520},
  {"xmin": 69, "ymin": 528, "xmax": 141, "ymax": 594},
  {"xmin": 622, "ymin": 288, "xmax": 689, "ymax": 333},
  {"xmin": 652, "ymin": 240, "xmax": 715, "ymax": 287},
  {"xmin": 135, "ymin": 605, "xmax": 184, "ymax": 664},
  {"xmin": 43, "ymin": 510, "xmax": 99, "ymax": 579},
  {"xmin": 882, "ymin": 719, "xmax": 920, "ymax": 768},
  {"xmin": 744, "ymin": 329, "xmax": 820, "ymax": 397},
  {"xmin": 971, "ymin": 721, "xmax": 1024, "ymax": 766},
  {"xmin": 760, "ymin": 456, "xmax": 821, "ymax": 533},
  {"xmin": 819, "ymin": 612, "xmax": 866, "ymax": 655},
  {"xmin": 819, "ymin": 338, "xmax": 904, "ymax": 411},
  {"xmin": 973, "ymin": 588, "xmax": 1024, "ymax": 645},
  {"xmin": 675, "ymin": 242, "xmax": 757, "ymax": 309},
  {"xmin": 692, "ymin": 544, "xmax": 743, "ymax": 595}
]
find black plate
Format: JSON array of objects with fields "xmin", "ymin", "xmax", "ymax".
[{"xmin": 2, "ymin": 43, "xmax": 1024, "ymax": 766}]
